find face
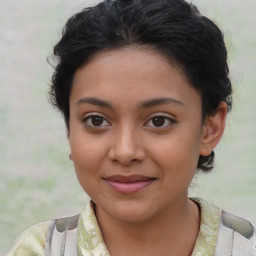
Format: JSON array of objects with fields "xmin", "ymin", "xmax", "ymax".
[{"xmin": 69, "ymin": 47, "xmax": 207, "ymax": 223}]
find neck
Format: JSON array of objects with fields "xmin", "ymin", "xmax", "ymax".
[{"xmin": 95, "ymin": 197, "xmax": 200, "ymax": 256}]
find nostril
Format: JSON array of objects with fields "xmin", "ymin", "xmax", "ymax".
[
  {"xmin": 107, "ymin": 138, "xmax": 146, "ymax": 164},
  {"xmin": 110, "ymin": 157, "xmax": 141, "ymax": 166}
]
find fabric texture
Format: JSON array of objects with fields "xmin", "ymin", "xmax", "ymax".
[
  {"xmin": 6, "ymin": 198, "xmax": 223, "ymax": 256},
  {"xmin": 7, "ymin": 221, "xmax": 50, "ymax": 256}
]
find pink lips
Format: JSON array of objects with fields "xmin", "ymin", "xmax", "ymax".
[{"xmin": 105, "ymin": 175, "xmax": 155, "ymax": 194}]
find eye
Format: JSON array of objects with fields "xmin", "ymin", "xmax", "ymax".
[
  {"xmin": 83, "ymin": 114, "xmax": 111, "ymax": 128},
  {"xmin": 145, "ymin": 115, "xmax": 176, "ymax": 128}
]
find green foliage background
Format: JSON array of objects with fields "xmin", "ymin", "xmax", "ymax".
[{"xmin": 0, "ymin": 0, "xmax": 255, "ymax": 254}]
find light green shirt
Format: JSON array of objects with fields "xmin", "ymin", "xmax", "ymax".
[{"xmin": 7, "ymin": 198, "xmax": 221, "ymax": 256}]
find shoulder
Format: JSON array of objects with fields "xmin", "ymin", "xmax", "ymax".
[
  {"xmin": 192, "ymin": 197, "xmax": 256, "ymax": 255},
  {"xmin": 215, "ymin": 210, "xmax": 256, "ymax": 255},
  {"xmin": 221, "ymin": 210, "xmax": 255, "ymax": 239},
  {"xmin": 6, "ymin": 220, "xmax": 50, "ymax": 256}
]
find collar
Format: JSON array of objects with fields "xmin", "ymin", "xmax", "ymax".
[{"xmin": 77, "ymin": 198, "xmax": 221, "ymax": 256}]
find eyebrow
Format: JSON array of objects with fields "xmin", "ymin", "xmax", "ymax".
[
  {"xmin": 76, "ymin": 97, "xmax": 184, "ymax": 109},
  {"xmin": 77, "ymin": 97, "xmax": 113, "ymax": 108},
  {"xmin": 140, "ymin": 97, "xmax": 184, "ymax": 108}
]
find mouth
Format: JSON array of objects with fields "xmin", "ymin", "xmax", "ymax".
[{"xmin": 104, "ymin": 175, "xmax": 156, "ymax": 194}]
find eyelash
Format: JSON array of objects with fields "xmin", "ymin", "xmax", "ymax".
[
  {"xmin": 144, "ymin": 115, "xmax": 176, "ymax": 128},
  {"xmin": 82, "ymin": 114, "xmax": 111, "ymax": 128},
  {"xmin": 82, "ymin": 114, "xmax": 176, "ymax": 129}
]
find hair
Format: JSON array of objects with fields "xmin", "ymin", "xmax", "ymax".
[{"xmin": 49, "ymin": 0, "xmax": 232, "ymax": 172}]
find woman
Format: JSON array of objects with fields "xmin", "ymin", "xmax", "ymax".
[{"xmin": 7, "ymin": 0, "xmax": 256, "ymax": 255}]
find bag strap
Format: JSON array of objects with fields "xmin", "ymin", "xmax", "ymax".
[
  {"xmin": 214, "ymin": 211, "xmax": 256, "ymax": 256},
  {"xmin": 45, "ymin": 214, "xmax": 80, "ymax": 256}
]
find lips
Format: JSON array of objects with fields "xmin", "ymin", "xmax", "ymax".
[{"xmin": 104, "ymin": 175, "xmax": 155, "ymax": 194}]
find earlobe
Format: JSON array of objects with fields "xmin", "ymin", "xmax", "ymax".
[{"xmin": 200, "ymin": 102, "xmax": 228, "ymax": 156}]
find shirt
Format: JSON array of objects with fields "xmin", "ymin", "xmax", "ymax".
[{"xmin": 7, "ymin": 198, "xmax": 222, "ymax": 256}]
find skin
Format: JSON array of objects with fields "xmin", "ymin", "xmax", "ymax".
[{"xmin": 68, "ymin": 47, "xmax": 227, "ymax": 255}]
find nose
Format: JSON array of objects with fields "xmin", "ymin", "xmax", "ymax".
[{"xmin": 108, "ymin": 125, "xmax": 146, "ymax": 165}]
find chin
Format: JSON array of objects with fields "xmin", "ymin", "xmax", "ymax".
[{"xmin": 100, "ymin": 199, "xmax": 157, "ymax": 224}]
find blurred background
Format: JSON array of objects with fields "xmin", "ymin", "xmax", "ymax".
[{"xmin": 0, "ymin": 0, "xmax": 255, "ymax": 254}]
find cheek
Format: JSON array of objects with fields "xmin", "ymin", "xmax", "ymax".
[
  {"xmin": 71, "ymin": 141, "xmax": 106, "ymax": 198},
  {"xmin": 150, "ymin": 135, "xmax": 200, "ymax": 174},
  {"xmin": 70, "ymin": 138, "xmax": 106, "ymax": 177}
]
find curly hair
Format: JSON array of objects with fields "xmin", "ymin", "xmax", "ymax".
[{"xmin": 49, "ymin": 0, "xmax": 232, "ymax": 172}]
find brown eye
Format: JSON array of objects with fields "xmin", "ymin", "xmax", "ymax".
[
  {"xmin": 152, "ymin": 116, "xmax": 165, "ymax": 127},
  {"xmin": 83, "ymin": 114, "xmax": 110, "ymax": 128},
  {"xmin": 91, "ymin": 116, "xmax": 104, "ymax": 126},
  {"xmin": 145, "ymin": 115, "xmax": 176, "ymax": 128}
]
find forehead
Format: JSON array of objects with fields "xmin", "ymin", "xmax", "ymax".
[
  {"xmin": 82, "ymin": 46, "xmax": 184, "ymax": 79},
  {"xmin": 70, "ymin": 47, "xmax": 201, "ymax": 111}
]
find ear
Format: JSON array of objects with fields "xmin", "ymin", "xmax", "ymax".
[
  {"xmin": 200, "ymin": 102, "xmax": 228, "ymax": 156},
  {"xmin": 66, "ymin": 127, "xmax": 73, "ymax": 161}
]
